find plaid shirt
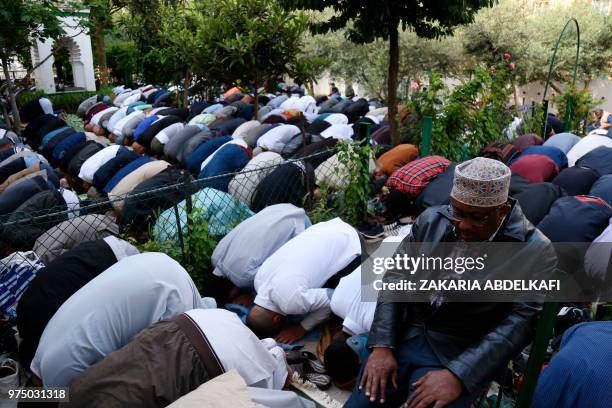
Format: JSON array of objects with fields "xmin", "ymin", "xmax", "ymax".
[{"xmin": 386, "ymin": 155, "xmax": 451, "ymax": 197}]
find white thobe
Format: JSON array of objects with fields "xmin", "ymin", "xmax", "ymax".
[
  {"xmin": 185, "ymin": 309, "xmax": 288, "ymax": 390},
  {"xmin": 90, "ymin": 107, "xmax": 118, "ymax": 126},
  {"xmin": 254, "ymin": 218, "xmax": 361, "ymax": 330},
  {"xmin": 320, "ymin": 124, "xmax": 354, "ymax": 141},
  {"xmin": 105, "ymin": 107, "xmax": 128, "ymax": 132},
  {"xmin": 323, "ymin": 113, "xmax": 349, "ymax": 125},
  {"xmin": 567, "ymin": 135, "xmax": 612, "ymax": 166},
  {"xmin": 256, "ymin": 124, "xmax": 301, "ymax": 153},
  {"xmin": 31, "ymin": 252, "xmax": 202, "ymax": 387},
  {"xmin": 153, "ymin": 122, "xmax": 185, "ymax": 145},
  {"xmin": 112, "ymin": 110, "xmax": 145, "ymax": 137},
  {"xmin": 78, "ymin": 145, "xmax": 121, "ymax": 183},
  {"xmin": 330, "ymin": 267, "xmax": 376, "ymax": 336}
]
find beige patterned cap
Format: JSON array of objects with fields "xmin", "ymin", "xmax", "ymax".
[{"xmin": 451, "ymin": 157, "xmax": 511, "ymax": 207}]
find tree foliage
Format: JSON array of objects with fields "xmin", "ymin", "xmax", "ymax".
[
  {"xmin": 119, "ymin": 0, "xmax": 184, "ymax": 84},
  {"xmin": 85, "ymin": 0, "xmax": 127, "ymax": 85},
  {"xmin": 146, "ymin": 0, "xmax": 311, "ymax": 110},
  {"xmin": 283, "ymin": 0, "xmax": 495, "ymax": 145},
  {"xmin": 402, "ymin": 56, "xmax": 516, "ymax": 161},
  {"xmin": 303, "ymin": 28, "xmax": 467, "ymax": 99},
  {"xmin": 197, "ymin": 0, "xmax": 308, "ymax": 92},
  {"xmin": 463, "ymin": 0, "xmax": 612, "ymax": 85},
  {"xmin": 0, "ymin": 0, "xmax": 63, "ymax": 132},
  {"xmin": 0, "ymin": 0, "xmax": 63, "ymax": 60}
]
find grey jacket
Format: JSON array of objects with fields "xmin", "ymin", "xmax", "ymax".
[
  {"xmin": 34, "ymin": 214, "xmax": 119, "ymax": 265},
  {"xmin": 212, "ymin": 203, "xmax": 307, "ymax": 288}
]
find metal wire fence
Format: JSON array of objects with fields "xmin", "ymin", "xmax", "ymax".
[{"xmin": 0, "ymin": 148, "xmax": 356, "ymax": 291}]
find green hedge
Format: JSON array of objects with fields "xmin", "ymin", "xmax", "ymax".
[{"xmin": 16, "ymin": 86, "xmax": 115, "ymax": 114}]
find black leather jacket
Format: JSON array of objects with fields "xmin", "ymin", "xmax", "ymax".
[{"xmin": 367, "ymin": 200, "xmax": 558, "ymax": 393}]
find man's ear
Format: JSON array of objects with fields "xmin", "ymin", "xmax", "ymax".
[{"xmin": 272, "ymin": 314, "xmax": 283, "ymax": 324}]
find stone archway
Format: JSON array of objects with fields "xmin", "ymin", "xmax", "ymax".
[{"xmin": 30, "ymin": 13, "xmax": 96, "ymax": 93}]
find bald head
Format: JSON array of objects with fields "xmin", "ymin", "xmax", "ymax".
[{"xmin": 246, "ymin": 305, "xmax": 284, "ymax": 338}]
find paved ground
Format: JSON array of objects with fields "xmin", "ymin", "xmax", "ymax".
[{"xmin": 302, "ymin": 340, "xmax": 351, "ymax": 405}]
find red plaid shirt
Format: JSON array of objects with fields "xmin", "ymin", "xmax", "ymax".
[{"xmin": 386, "ymin": 155, "xmax": 451, "ymax": 196}]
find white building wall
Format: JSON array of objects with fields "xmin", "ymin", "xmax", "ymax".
[{"xmin": 30, "ymin": 13, "xmax": 96, "ymax": 93}]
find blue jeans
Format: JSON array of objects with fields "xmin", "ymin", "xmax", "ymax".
[{"xmin": 344, "ymin": 336, "xmax": 475, "ymax": 408}]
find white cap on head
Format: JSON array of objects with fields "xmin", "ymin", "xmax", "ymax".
[{"xmin": 451, "ymin": 157, "xmax": 511, "ymax": 207}]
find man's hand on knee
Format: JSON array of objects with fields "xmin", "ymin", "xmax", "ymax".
[
  {"xmin": 359, "ymin": 346, "xmax": 398, "ymax": 404},
  {"xmin": 402, "ymin": 369, "xmax": 463, "ymax": 408}
]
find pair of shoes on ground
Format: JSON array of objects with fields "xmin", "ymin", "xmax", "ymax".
[
  {"xmin": 287, "ymin": 350, "xmax": 331, "ymax": 390},
  {"xmin": 357, "ymin": 220, "xmax": 405, "ymax": 242}
]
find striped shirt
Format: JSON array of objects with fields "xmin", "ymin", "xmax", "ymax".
[
  {"xmin": 386, "ymin": 155, "xmax": 451, "ymax": 197},
  {"xmin": 0, "ymin": 252, "xmax": 45, "ymax": 320}
]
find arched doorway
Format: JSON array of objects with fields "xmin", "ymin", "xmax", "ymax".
[{"xmin": 30, "ymin": 13, "xmax": 96, "ymax": 93}]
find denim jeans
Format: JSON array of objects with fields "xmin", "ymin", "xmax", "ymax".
[{"xmin": 344, "ymin": 335, "xmax": 475, "ymax": 408}]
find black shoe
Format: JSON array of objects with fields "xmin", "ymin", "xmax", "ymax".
[{"xmin": 356, "ymin": 221, "xmax": 384, "ymax": 240}]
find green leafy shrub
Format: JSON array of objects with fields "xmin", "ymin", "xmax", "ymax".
[
  {"xmin": 17, "ymin": 86, "xmax": 114, "ymax": 114},
  {"xmin": 307, "ymin": 183, "xmax": 336, "ymax": 224},
  {"xmin": 65, "ymin": 114, "xmax": 84, "ymax": 132},
  {"xmin": 402, "ymin": 57, "xmax": 515, "ymax": 161},
  {"xmin": 335, "ymin": 141, "xmax": 374, "ymax": 225},
  {"xmin": 106, "ymin": 41, "xmax": 140, "ymax": 85},
  {"xmin": 184, "ymin": 208, "xmax": 219, "ymax": 291},
  {"xmin": 553, "ymin": 85, "xmax": 597, "ymax": 136}
]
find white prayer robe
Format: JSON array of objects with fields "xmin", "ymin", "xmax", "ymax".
[
  {"xmin": 31, "ymin": 252, "xmax": 203, "ymax": 387},
  {"xmin": 185, "ymin": 309, "xmax": 288, "ymax": 389},
  {"xmin": 254, "ymin": 218, "xmax": 361, "ymax": 330}
]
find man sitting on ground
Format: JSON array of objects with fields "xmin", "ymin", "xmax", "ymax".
[
  {"xmin": 345, "ymin": 157, "xmax": 557, "ymax": 408},
  {"xmin": 587, "ymin": 108, "xmax": 612, "ymax": 133}
]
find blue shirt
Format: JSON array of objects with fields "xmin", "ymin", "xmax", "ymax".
[
  {"xmin": 589, "ymin": 174, "xmax": 612, "ymax": 206},
  {"xmin": 203, "ymin": 103, "xmax": 224, "ymax": 114},
  {"xmin": 186, "ymin": 136, "xmax": 231, "ymax": 175},
  {"xmin": 521, "ymin": 145, "xmax": 568, "ymax": 169},
  {"xmin": 543, "ymin": 132, "xmax": 581, "ymax": 154},
  {"xmin": 103, "ymin": 156, "xmax": 152, "ymax": 193},
  {"xmin": 52, "ymin": 132, "xmax": 86, "ymax": 163},
  {"xmin": 133, "ymin": 115, "xmax": 159, "ymax": 142},
  {"xmin": 532, "ymin": 322, "xmax": 612, "ymax": 408},
  {"xmin": 40, "ymin": 127, "xmax": 73, "ymax": 151},
  {"xmin": 575, "ymin": 146, "xmax": 612, "ymax": 175}
]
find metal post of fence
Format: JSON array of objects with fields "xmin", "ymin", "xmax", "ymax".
[
  {"xmin": 540, "ymin": 99, "xmax": 549, "ymax": 139},
  {"xmin": 421, "ymin": 116, "xmax": 432, "ymax": 156},
  {"xmin": 298, "ymin": 112, "xmax": 313, "ymax": 208},
  {"xmin": 563, "ymin": 95, "xmax": 573, "ymax": 132},
  {"xmin": 515, "ymin": 302, "xmax": 560, "ymax": 408},
  {"xmin": 184, "ymin": 174, "xmax": 194, "ymax": 268},
  {"xmin": 173, "ymin": 203, "xmax": 186, "ymax": 266},
  {"xmin": 540, "ymin": 18, "xmax": 580, "ymax": 139},
  {"xmin": 359, "ymin": 123, "xmax": 372, "ymax": 220}
]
